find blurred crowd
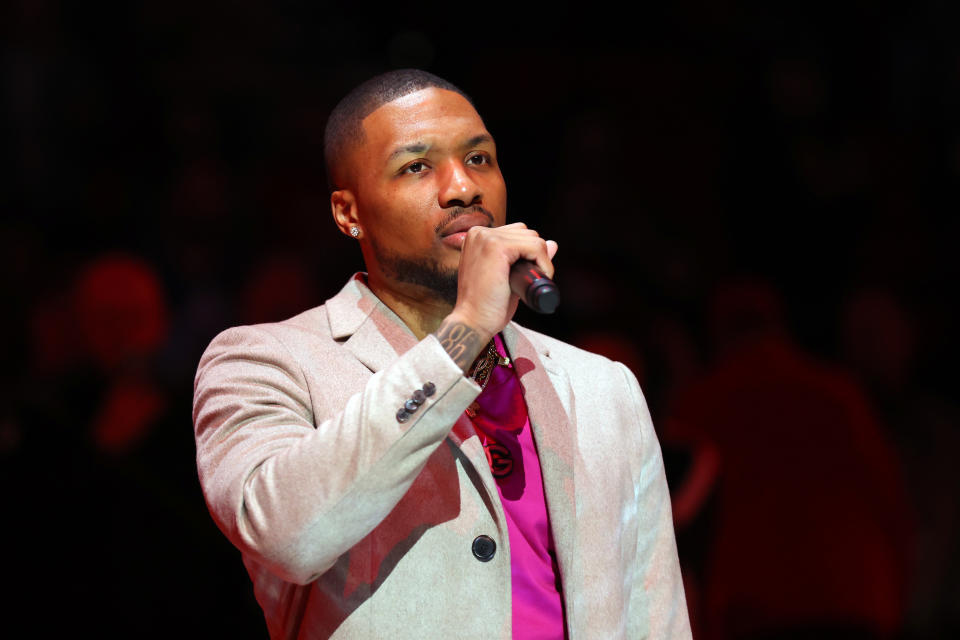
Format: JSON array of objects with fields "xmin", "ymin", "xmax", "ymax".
[{"xmin": 2, "ymin": 1, "xmax": 958, "ymax": 638}]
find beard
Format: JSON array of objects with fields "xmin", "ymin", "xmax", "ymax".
[
  {"xmin": 372, "ymin": 242, "xmax": 459, "ymax": 307},
  {"xmin": 366, "ymin": 205, "xmax": 496, "ymax": 307}
]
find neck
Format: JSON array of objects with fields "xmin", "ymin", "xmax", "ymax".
[{"xmin": 366, "ymin": 275, "xmax": 454, "ymax": 340}]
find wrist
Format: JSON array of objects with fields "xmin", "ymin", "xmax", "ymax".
[
  {"xmin": 446, "ymin": 309, "xmax": 495, "ymax": 341},
  {"xmin": 434, "ymin": 312, "xmax": 493, "ymax": 374}
]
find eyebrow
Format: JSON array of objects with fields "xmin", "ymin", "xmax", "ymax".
[
  {"xmin": 464, "ymin": 134, "xmax": 494, "ymax": 148},
  {"xmin": 387, "ymin": 134, "xmax": 494, "ymax": 163},
  {"xmin": 388, "ymin": 143, "xmax": 429, "ymax": 162}
]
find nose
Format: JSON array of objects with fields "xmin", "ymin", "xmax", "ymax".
[{"xmin": 437, "ymin": 159, "xmax": 482, "ymax": 209}]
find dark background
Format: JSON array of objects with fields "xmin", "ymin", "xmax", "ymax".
[{"xmin": 2, "ymin": 1, "xmax": 957, "ymax": 637}]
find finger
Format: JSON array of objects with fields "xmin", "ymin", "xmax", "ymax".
[
  {"xmin": 494, "ymin": 226, "xmax": 539, "ymax": 238},
  {"xmin": 546, "ymin": 240, "xmax": 558, "ymax": 261},
  {"xmin": 515, "ymin": 237, "xmax": 555, "ymax": 279}
]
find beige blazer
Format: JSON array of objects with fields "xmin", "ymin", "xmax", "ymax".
[{"xmin": 193, "ymin": 275, "xmax": 690, "ymax": 639}]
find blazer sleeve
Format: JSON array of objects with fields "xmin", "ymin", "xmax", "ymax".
[
  {"xmin": 617, "ymin": 363, "xmax": 693, "ymax": 639},
  {"xmin": 192, "ymin": 324, "xmax": 481, "ymax": 585}
]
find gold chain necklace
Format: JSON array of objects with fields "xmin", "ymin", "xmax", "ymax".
[
  {"xmin": 469, "ymin": 339, "xmax": 512, "ymax": 389},
  {"xmin": 469, "ymin": 340, "xmax": 500, "ymax": 390},
  {"xmin": 466, "ymin": 339, "xmax": 510, "ymax": 418}
]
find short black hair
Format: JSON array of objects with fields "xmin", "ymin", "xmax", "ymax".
[{"xmin": 323, "ymin": 68, "xmax": 472, "ymax": 192}]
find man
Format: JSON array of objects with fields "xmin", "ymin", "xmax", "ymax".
[{"xmin": 193, "ymin": 69, "xmax": 690, "ymax": 639}]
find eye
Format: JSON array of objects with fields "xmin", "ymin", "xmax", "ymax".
[
  {"xmin": 404, "ymin": 161, "xmax": 427, "ymax": 174},
  {"xmin": 466, "ymin": 153, "xmax": 489, "ymax": 166}
]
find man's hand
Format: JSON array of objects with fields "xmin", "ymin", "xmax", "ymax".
[{"xmin": 434, "ymin": 223, "xmax": 558, "ymax": 372}]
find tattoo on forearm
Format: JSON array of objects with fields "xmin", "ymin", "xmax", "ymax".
[{"xmin": 434, "ymin": 319, "xmax": 484, "ymax": 372}]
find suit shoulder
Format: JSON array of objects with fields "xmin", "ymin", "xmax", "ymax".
[{"xmin": 202, "ymin": 304, "xmax": 335, "ymax": 358}]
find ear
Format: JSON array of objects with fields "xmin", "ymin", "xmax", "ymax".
[{"xmin": 331, "ymin": 189, "xmax": 360, "ymax": 238}]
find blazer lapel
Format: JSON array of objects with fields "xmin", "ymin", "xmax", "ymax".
[
  {"xmin": 324, "ymin": 279, "xmax": 579, "ymax": 574},
  {"xmin": 324, "ymin": 275, "xmax": 505, "ymax": 528},
  {"xmin": 325, "ymin": 274, "xmax": 418, "ymax": 372},
  {"xmin": 502, "ymin": 324, "xmax": 580, "ymax": 618}
]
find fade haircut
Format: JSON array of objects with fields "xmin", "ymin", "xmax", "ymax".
[{"xmin": 323, "ymin": 69, "xmax": 472, "ymax": 192}]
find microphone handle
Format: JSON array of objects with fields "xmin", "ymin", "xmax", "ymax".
[{"xmin": 509, "ymin": 260, "xmax": 560, "ymax": 314}]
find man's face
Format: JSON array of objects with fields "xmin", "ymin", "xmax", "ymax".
[{"xmin": 348, "ymin": 87, "xmax": 507, "ymax": 305}]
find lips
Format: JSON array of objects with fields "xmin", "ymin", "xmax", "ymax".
[
  {"xmin": 439, "ymin": 211, "xmax": 494, "ymax": 238},
  {"xmin": 439, "ymin": 212, "xmax": 493, "ymax": 250}
]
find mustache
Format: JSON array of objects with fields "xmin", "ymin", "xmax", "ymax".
[{"xmin": 433, "ymin": 206, "xmax": 495, "ymax": 235}]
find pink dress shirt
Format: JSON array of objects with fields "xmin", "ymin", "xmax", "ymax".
[{"xmin": 467, "ymin": 335, "xmax": 567, "ymax": 639}]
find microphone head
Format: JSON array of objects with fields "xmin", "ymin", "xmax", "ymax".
[
  {"xmin": 509, "ymin": 259, "xmax": 561, "ymax": 314},
  {"xmin": 531, "ymin": 284, "xmax": 560, "ymax": 314}
]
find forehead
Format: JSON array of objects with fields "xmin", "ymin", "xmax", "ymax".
[{"xmin": 359, "ymin": 88, "xmax": 489, "ymax": 159}]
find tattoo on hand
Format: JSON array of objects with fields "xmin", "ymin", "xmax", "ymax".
[{"xmin": 434, "ymin": 319, "xmax": 483, "ymax": 372}]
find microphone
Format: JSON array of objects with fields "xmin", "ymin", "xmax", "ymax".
[{"xmin": 510, "ymin": 261, "xmax": 560, "ymax": 314}]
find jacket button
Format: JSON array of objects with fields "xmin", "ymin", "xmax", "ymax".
[{"xmin": 472, "ymin": 535, "xmax": 496, "ymax": 562}]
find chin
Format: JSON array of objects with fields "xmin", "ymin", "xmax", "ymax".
[{"xmin": 376, "ymin": 248, "xmax": 460, "ymax": 307}]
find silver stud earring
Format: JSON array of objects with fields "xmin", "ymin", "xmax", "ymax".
[{"xmin": 350, "ymin": 227, "xmax": 360, "ymax": 238}]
